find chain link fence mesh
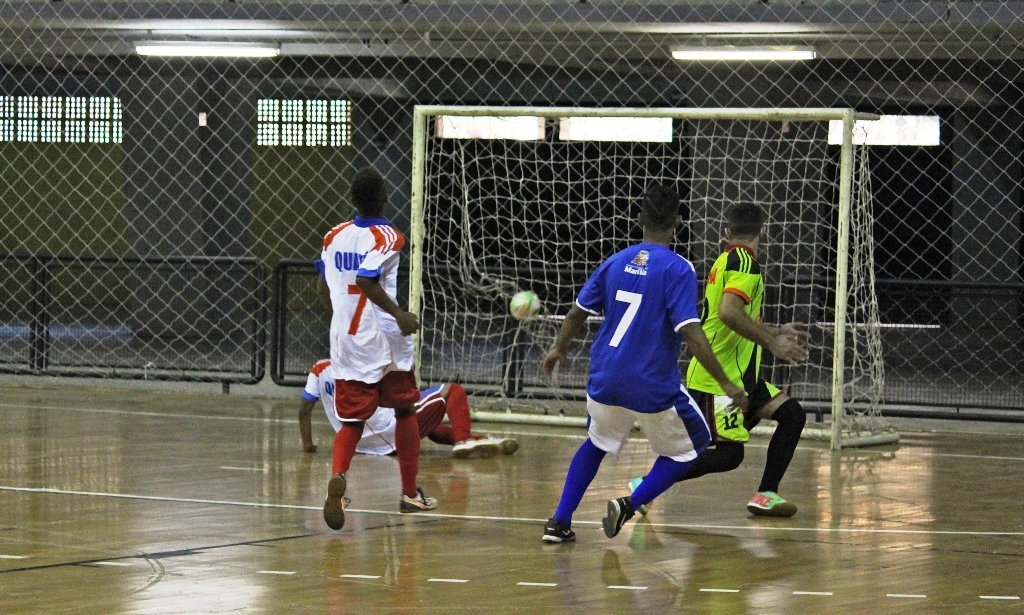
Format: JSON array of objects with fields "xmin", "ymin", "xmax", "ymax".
[{"xmin": 1, "ymin": 2, "xmax": 1021, "ymax": 411}]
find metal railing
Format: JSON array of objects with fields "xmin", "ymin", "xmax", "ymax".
[{"xmin": 0, "ymin": 253, "xmax": 266, "ymax": 384}]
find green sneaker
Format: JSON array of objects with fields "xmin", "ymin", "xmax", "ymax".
[
  {"xmin": 746, "ymin": 491, "xmax": 797, "ymax": 517},
  {"xmin": 627, "ymin": 477, "xmax": 650, "ymax": 516}
]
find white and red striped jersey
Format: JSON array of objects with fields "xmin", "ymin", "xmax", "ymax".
[
  {"xmin": 319, "ymin": 216, "xmax": 415, "ymax": 384},
  {"xmin": 304, "ymin": 359, "xmax": 446, "ymax": 456}
]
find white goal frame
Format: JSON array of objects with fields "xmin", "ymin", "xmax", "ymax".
[{"xmin": 409, "ymin": 105, "xmax": 893, "ymax": 450}]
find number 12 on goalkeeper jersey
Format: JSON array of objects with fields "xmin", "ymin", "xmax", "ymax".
[{"xmin": 575, "ymin": 243, "xmax": 702, "ymax": 414}]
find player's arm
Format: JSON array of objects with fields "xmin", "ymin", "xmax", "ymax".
[
  {"xmin": 542, "ymin": 304, "xmax": 590, "ymax": 375},
  {"xmin": 316, "ymin": 276, "xmax": 332, "ymax": 313},
  {"xmin": 681, "ymin": 322, "xmax": 749, "ymax": 411},
  {"xmin": 355, "ymin": 275, "xmax": 419, "ymax": 335},
  {"xmin": 297, "ymin": 398, "xmax": 318, "ymax": 453},
  {"xmin": 314, "ymin": 258, "xmax": 331, "ymax": 312},
  {"xmin": 719, "ymin": 293, "xmax": 808, "ymax": 364}
]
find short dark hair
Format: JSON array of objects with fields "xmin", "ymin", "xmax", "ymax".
[
  {"xmin": 640, "ymin": 184, "xmax": 680, "ymax": 231},
  {"xmin": 725, "ymin": 202, "xmax": 766, "ymax": 238},
  {"xmin": 350, "ymin": 167, "xmax": 388, "ymax": 217}
]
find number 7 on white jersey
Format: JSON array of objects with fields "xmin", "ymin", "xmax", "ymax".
[{"xmin": 609, "ymin": 290, "xmax": 642, "ymax": 347}]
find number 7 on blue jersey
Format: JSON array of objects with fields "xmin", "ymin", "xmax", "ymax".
[{"xmin": 609, "ymin": 290, "xmax": 642, "ymax": 347}]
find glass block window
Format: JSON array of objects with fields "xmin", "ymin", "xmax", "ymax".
[
  {"xmin": 0, "ymin": 95, "xmax": 121, "ymax": 144},
  {"xmin": 257, "ymin": 98, "xmax": 351, "ymax": 147}
]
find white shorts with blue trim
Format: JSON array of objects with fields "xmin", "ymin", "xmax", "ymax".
[{"xmin": 586, "ymin": 387, "xmax": 711, "ymax": 463}]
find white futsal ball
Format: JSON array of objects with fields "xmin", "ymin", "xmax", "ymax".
[{"xmin": 509, "ymin": 290, "xmax": 541, "ymax": 320}]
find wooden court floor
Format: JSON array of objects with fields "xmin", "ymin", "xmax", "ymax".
[{"xmin": 1, "ymin": 384, "xmax": 1023, "ymax": 614}]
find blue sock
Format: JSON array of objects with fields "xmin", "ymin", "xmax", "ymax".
[
  {"xmin": 630, "ymin": 456, "xmax": 695, "ymax": 508},
  {"xmin": 552, "ymin": 438, "xmax": 606, "ymax": 525}
]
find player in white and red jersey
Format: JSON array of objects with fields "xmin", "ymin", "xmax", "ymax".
[
  {"xmin": 298, "ymin": 359, "xmax": 519, "ymax": 458},
  {"xmin": 317, "ymin": 167, "xmax": 436, "ymax": 531}
]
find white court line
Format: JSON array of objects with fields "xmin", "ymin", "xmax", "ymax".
[
  {"xmin": 700, "ymin": 588, "xmax": 740, "ymax": 593},
  {"xmin": 341, "ymin": 574, "xmax": 381, "ymax": 580},
  {"xmin": 793, "ymin": 591, "xmax": 833, "ymax": 596},
  {"xmin": 219, "ymin": 466, "xmax": 265, "ymax": 472},
  {"xmin": 428, "ymin": 578, "xmax": 468, "ymax": 583},
  {"xmin": 980, "ymin": 596, "xmax": 1020, "ymax": 600},
  {"xmin": 518, "ymin": 582, "xmax": 558, "ymax": 587},
  {"xmin": 4, "ymin": 485, "xmax": 1024, "ymax": 538},
  {"xmin": 91, "ymin": 561, "xmax": 133, "ymax": 567},
  {"xmin": 0, "ymin": 555, "xmax": 29, "ymax": 559},
  {"xmin": 258, "ymin": 570, "xmax": 296, "ymax": 575},
  {"xmin": 608, "ymin": 585, "xmax": 648, "ymax": 591},
  {"xmin": 887, "ymin": 594, "xmax": 927, "ymax": 598},
  {"xmin": 4, "ymin": 401, "xmax": 1023, "ymax": 462}
]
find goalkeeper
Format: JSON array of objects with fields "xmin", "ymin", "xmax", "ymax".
[{"xmin": 630, "ymin": 202, "xmax": 810, "ymax": 517}]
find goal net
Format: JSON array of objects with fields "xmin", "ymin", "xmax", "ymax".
[{"xmin": 410, "ymin": 107, "xmax": 897, "ymax": 449}]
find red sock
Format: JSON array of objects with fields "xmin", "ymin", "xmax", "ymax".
[
  {"xmin": 332, "ymin": 423, "xmax": 363, "ymax": 475},
  {"xmin": 394, "ymin": 410, "xmax": 420, "ymax": 498},
  {"xmin": 445, "ymin": 383, "xmax": 473, "ymax": 443}
]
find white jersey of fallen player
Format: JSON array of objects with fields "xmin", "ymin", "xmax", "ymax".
[
  {"xmin": 304, "ymin": 359, "xmax": 444, "ymax": 456},
  {"xmin": 319, "ymin": 216, "xmax": 414, "ymax": 384}
]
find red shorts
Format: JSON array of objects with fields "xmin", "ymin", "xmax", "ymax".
[{"xmin": 333, "ymin": 371, "xmax": 420, "ymax": 422}]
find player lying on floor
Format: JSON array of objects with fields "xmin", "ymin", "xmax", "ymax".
[{"xmin": 299, "ymin": 359, "xmax": 519, "ymax": 458}]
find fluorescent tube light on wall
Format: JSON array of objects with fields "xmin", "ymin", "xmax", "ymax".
[
  {"xmin": 559, "ymin": 117, "xmax": 672, "ymax": 142},
  {"xmin": 827, "ymin": 115, "xmax": 941, "ymax": 146},
  {"xmin": 672, "ymin": 46, "xmax": 817, "ymax": 61},
  {"xmin": 436, "ymin": 116, "xmax": 545, "ymax": 140},
  {"xmin": 136, "ymin": 41, "xmax": 280, "ymax": 58}
]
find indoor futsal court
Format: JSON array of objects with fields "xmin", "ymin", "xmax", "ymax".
[
  {"xmin": 2, "ymin": 385, "xmax": 1022, "ymax": 614},
  {"xmin": 5, "ymin": 1, "xmax": 1024, "ymax": 615}
]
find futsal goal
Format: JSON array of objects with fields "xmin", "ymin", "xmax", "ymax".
[{"xmin": 409, "ymin": 106, "xmax": 897, "ymax": 450}]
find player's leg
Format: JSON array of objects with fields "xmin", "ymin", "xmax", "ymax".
[
  {"xmin": 679, "ymin": 390, "xmax": 748, "ymax": 480},
  {"xmin": 609, "ymin": 392, "xmax": 712, "ymax": 537},
  {"xmin": 543, "ymin": 397, "xmax": 634, "ymax": 543},
  {"xmin": 746, "ymin": 381, "xmax": 804, "ymax": 517},
  {"xmin": 630, "ymin": 441, "xmax": 744, "ymax": 515},
  {"xmin": 438, "ymin": 383, "xmax": 502, "ymax": 458},
  {"xmin": 629, "ymin": 390, "xmax": 745, "ymax": 515},
  {"xmin": 324, "ymin": 379, "xmax": 378, "ymax": 530},
  {"xmin": 447, "ymin": 383, "xmax": 520, "ymax": 455},
  {"xmin": 381, "ymin": 371, "xmax": 438, "ymax": 513},
  {"xmin": 416, "ymin": 390, "xmax": 451, "ymax": 443}
]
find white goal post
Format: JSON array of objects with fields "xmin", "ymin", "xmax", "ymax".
[{"xmin": 409, "ymin": 105, "xmax": 898, "ymax": 450}]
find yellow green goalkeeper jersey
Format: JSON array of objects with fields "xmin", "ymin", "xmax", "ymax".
[{"xmin": 685, "ymin": 244, "xmax": 765, "ymax": 394}]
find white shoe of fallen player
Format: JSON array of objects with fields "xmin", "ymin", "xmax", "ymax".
[{"xmin": 451, "ymin": 437, "xmax": 501, "ymax": 458}]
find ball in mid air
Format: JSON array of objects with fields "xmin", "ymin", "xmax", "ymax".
[{"xmin": 509, "ymin": 290, "xmax": 541, "ymax": 320}]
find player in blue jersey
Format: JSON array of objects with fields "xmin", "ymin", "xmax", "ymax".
[{"xmin": 541, "ymin": 184, "xmax": 749, "ymax": 543}]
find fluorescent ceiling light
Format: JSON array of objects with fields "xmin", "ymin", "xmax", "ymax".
[
  {"xmin": 559, "ymin": 117, "xmax": 672, "ymax": 142},
  {"xmin": 136, "ymin": 41, "xmax": 280, "ymax": 57},
  {"xmin": 672, "ymin": 46, "xmax": 817, "ymax": 61},
  {"xmin": 828, "ymin": 115, "xmax": 941, "ymax": 146},
  {"xmin": 436, "ymin": 116, "xmax": 544, "ymax": 140}
]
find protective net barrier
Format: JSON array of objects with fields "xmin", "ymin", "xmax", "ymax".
[
  {"xmin": 415, "ymin": 109, "xmax": 893, "ymax": 445},
  {"xmin": 0, "ymin": 2, "xmax": 1021, "ymax": 415}
]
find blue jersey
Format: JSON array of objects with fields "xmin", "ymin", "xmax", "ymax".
[{"xmin": 576, "ymin": 243, "xmax": 701, "ymax": 413}]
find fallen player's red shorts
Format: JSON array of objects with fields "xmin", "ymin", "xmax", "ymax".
[{"xmin": 333, "ymin": 371, "xmax": 420, "ymax": 422}]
